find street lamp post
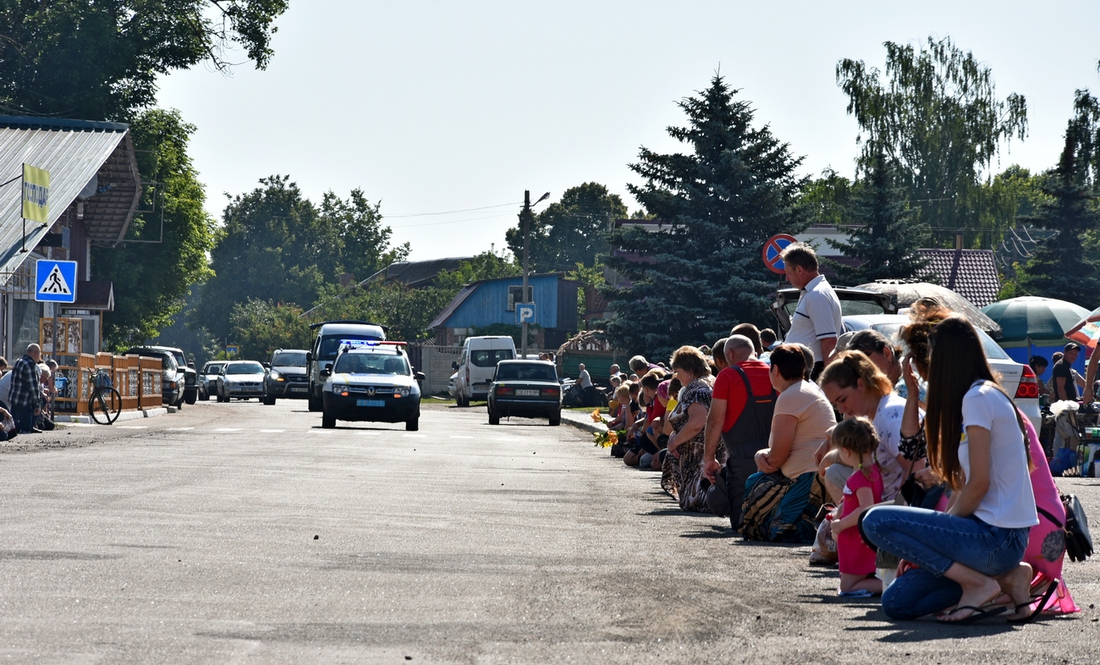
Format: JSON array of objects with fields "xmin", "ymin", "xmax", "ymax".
[{"xmin": 521, "ymin": 190, "xmax": 549, "ymax": 359}]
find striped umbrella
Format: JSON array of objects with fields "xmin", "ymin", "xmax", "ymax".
[{"xmin": 1066, "ymin": 307, "xmax": 1100, "ymax": 349}]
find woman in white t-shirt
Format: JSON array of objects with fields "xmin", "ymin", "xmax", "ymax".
[
  {"xmin": 862, "ymin": 316, "xmax": 1037, "ymax": 623},
  {"xmin": 818, "ymin": 351, "xmax": 911, "ymax": 503}
]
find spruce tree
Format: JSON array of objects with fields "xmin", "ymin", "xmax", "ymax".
[
  {"xmin": 1018, "ymin": 132, "xmax": 1100, "ymax": 308},
  {"xmin": 825, "ymin": 147, "xmax": 931, "ymax": 284},
  {"xmin": 603, "ymin": 75, "xmax": 809, "ymax": 357}
]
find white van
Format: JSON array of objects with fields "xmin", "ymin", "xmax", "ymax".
[{"xmin": 453, "ymin": 336, "xmax": 517, "ymax": 406}]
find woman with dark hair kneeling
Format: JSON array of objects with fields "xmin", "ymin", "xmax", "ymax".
[{"xmin": 861, "ymin": 315, "xmax": 1037, "ymax": 623}]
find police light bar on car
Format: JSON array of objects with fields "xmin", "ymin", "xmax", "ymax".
[{"xmin": 338, "ymin": 339, "xmax": 409, "ymax": 352}]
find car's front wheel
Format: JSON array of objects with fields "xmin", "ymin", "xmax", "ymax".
[
  {"xmin": 405, "ymin": 418, "xmax": 419, "ymax": 431},
  {"xmin": 308, "ymin": 387, "xmax": 322, "ymax": 412},
  {"xmin": 321, "ymin": 410, "xmax": 336, "ymax": 429},
  {"xmin": 263, "ymin": 394, "xmax": 276, "ymax": 405}
]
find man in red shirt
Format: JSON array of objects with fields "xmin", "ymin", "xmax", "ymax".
[{"xmin": 703, "ymin": 335, "xmax": 777, "ymax": 527}]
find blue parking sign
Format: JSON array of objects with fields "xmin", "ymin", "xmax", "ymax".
[
  {"xmin": 35, "ymin": 260, "xmax": 77, "ymax": 303},
  {"xmin": 515, "ymin": 303, "xmax": 536, "ymax": 324}
]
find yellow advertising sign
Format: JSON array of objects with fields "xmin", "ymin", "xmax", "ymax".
[{"xmin": 22, "ymin": 164, "xmax": 49, "ymax": 224}]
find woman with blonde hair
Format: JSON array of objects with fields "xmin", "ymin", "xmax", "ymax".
[{"xmin": 817, "ymin": 351, "xmax": 910, "ymax": 503}]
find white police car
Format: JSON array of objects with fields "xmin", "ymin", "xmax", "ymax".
[{"xmin": 321, "ymin": 340, "xmax": 424, "ymax": 430}]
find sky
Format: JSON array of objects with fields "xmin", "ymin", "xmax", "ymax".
[{"xmin": 155, "ymin": 1, "xmax": 1100, "ymax": 264}]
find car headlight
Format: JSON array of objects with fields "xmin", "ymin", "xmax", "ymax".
[
  {"xmin": 269, "ymin": 369, "xmax": 281, "ymax": 380},
  {"xmin": 394, "ymin": 385, "xmax": 411, "ymax": 398},
  {"xmin": 330, "ymin": 382, "xmax": 349, "ymax": 396}
]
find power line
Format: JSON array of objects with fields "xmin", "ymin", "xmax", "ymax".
[{"xmin": 386, "ymin": 201, "xmax": 522, "ymax": 219}]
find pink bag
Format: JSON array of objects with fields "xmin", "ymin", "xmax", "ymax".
[{"xmin": 1020, "ymin": 411, "xmax": 1079, "ymax": 614}]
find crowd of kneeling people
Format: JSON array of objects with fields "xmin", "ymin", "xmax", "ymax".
[{"xmin": 604, "ymin": 302, "xmax": 1078, "ymax": 623}]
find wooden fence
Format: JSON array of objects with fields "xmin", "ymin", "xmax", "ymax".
[{"xmin": 54, "ymin": 353, "xmax": 163, "ymax": 415}]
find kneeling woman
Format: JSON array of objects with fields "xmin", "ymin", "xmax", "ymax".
[{"xmin": 861, "ymin": 316, "xmax": 1037, "ymax": 622}]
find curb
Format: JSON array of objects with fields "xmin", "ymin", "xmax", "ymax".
[
  {"xmin": 560, "ymin": 411, "xmax": 608, "ymax": 435},
  {"xmin": 55, "ymin": 406, "xmax": 171, "ymax": 425}
]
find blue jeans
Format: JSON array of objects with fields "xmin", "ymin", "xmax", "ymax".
[{"xmin": 861, "ymin": 505, "xmax": 1029, "ymax": 620}]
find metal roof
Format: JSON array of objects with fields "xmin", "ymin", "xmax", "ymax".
[{"xmin": 0, "ymin": 116, "xmax": 140, "ymax": 281}]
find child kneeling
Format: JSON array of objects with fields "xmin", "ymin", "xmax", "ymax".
[{"xmin": 830, "ymin": 417, "xmax": 884, "ymax": 596}]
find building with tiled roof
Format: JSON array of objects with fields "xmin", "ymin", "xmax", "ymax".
[{"xmin": 916, "ymin": 248, "xmax": 1001, "ymax": 308}]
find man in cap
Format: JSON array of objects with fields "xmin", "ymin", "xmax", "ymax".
[{"xmin": 1053, "ymin": 342, "xmax": 1081, "ymax": 402}]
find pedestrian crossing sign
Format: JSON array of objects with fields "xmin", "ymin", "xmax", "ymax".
[{"xmin": 35, "ymin": 260, "xmax": 77, "ymax": 303}]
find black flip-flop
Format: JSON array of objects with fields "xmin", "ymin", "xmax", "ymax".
[
  {"xmin": 938, "ymin": 603, "xmax": 1008, "ymax": 625},
  {"xmin": 1007, "ymin": 578, "xmax": 1059, "ymax": 624}
]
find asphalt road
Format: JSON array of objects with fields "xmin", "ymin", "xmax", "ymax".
[{"xmin": 0, "ymin": 399, "xmax": 1097, "ymax": 664}]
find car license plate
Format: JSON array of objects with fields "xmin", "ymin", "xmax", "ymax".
[
  {"xmin": 289, "ymin": 386, "xmax": 306, "ymax": 392},
  {"xmin": 516, "ymin": 389, "xmax": 540, "ymax": 396},
  {"xmin": 356, "ymin": 399, "xmax": 385, "ymax": 407}
]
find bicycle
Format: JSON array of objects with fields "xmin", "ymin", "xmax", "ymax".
[{"xmin": 88, "ymin": 369, "xmax": 121, "ymax": 425}]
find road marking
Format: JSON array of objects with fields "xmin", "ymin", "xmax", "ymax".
[
  {"xmin": 118, "ymin": 425, "xmax": 148, "ymax": 429},
  {"xmin": 259, "ymin": 429, "xmax": 285, "ymax": 433},
  {"xmin": 167, "ymin": 427, "xmax": 194, "ymax": 431},
  {"xmin": 308, "ymin": 430, "xmax": 332, "ymax": 434},
  {"xmin": 403, "ymin": 434, "xmax": 427, "ymax": 438},
  {"xmin": 213, "ymin": 428, "xmax": 241, "ymax": 432},
  {"xmin": 450, "ymin": 435, "xmax": 474, "ymax": 439}
]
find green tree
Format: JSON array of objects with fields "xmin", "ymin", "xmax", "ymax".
[
  {"xmin": 196, "ymin": 176, "xmax": 321, "ymax": 341},
  {"xmin": 836, "ymin": 36, "xmax": 1028, "ymax": 246},
  {"xmin": 94, "ymin": 108, "xmax": 216, "ymax": 348},
  {"xmin": 1018, "ymin": 94, "xmax": 1100, "ymax": 308},
  {"xmin": 228, "ymin": 298, "xmax": 312, "ymax": 360},
  {"xmin": 505, "ymin": 183, "xmax": 626, "ymax": 273},
  {"xmin": 0, "ymin": 0, "xmax": 288, "ymax": 120},
  {"xmin": 799, "ymin": 168, "xmax": 855, "ymax": 230},
  {"xmin": 603, "ymin": 74, "xmax": 809, "ymax": 357},
  {"xmin": 825, "ymin": 147, "xmax": 931, "ymax": 283},
  {"xmin": 310, "ymin": 281, "xmax": 455, "ymax": 343},
  {"xmin": 321, "ymin": 189, "xmax": 410, "ymax": 282},
  {"xmin": 196, "ymin": 176, "xmax": 407, "ymax": 342}
]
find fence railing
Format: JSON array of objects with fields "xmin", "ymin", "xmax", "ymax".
[{"xmin": 54, "ymin": 353, "xmax": 163, "ymax": 415}]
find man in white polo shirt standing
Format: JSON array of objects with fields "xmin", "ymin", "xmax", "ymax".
[{"xmin": 781, "ymin": 243, "xmax": 843, "ymax": 381}]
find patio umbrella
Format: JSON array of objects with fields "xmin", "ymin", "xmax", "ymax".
[
  {"xmin": 856, "ymin": 280, "xmax": 1003, "ymax": 339},
  {"xmin": 981, "ymin": 296, "xmax": 1090, "ymax": 345},
  {"xmin": 1065, "ymin": 306, "xmax": 1100, "ymax": 349}
]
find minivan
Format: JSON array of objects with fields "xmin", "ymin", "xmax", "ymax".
[
  {"xmin": 453, "ymin": 336, "xmax": 517, "ymax": 406},
  {"xmin": 306, "ymin": 321, "xmax": 386, "ymax": 411}
]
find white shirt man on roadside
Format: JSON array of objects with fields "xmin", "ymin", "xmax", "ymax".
[{"xmin": 781, "ymin": 243, "xmax": 843, "ymax": 381}]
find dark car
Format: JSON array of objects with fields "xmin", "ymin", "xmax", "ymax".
[
  {"xmin": 123, "ymin": 347, "xmax": 185, "ymax": 407},
  {"xmin": 487, "ymin": 360, "xmax": 561, "ymax": 426},
  {"xmin": 263, "ymin": 348, "xmax": 309, "ymax": 404},
  {"xmin": 140, "ymin": 345, "xmax": 198, "ymax": 404},
  {"xmin": 321, "ymin": 342, "xmax": 423, "ymax": 430}
]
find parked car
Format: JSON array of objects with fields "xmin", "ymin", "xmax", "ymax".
[
  {"xmin": 123, "ymin": 347, "xmax": 185, "ymax": 407},
  {"xmin": 321, "ymin": 341, "xmax": 423, "ymax": 430},
  {"xmin": 216, "ymin": 361, "xmax": 266, "ymax": 401},
  {"xmin": 453, "ymin": 335, "xmax": 516, "ymax": 407},
  {"xmin": 843, "ymin": 313, "xmax": 1041, "ymax": 431},
  {"xmin": 306, "ymin": 320, "xmax": 386, "ymax": 412},
  {"xmin": 772, "ymin": 286, "xmax": 896, "ymax": 336},
  {"xmin": 487, "ymin": 359, "xmax": 562, "ymax": 426},
  {"xmin": 199, "ymin": 361, "xmax": 226, "ymax": 401},
  {"xmin": 140, "ymin": 345, "xmax": 198, "ymax": 404},
  {"xmin": 263, "ymin": 348, "xmax": 309, "ymax": 404}
]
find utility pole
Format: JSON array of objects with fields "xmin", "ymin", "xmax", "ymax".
[
  {"xmin": 520, "ymin": 190, "xmax": 549, "ymax": 359},
  {"xmin": 521, "ymin": 190, "xmax": 531, "ymax": 359}
]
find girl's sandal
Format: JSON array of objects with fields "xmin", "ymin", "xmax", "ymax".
[{"xmin": 1007, "ymin": 578, "xmax": 1059, "ymax": 624}]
